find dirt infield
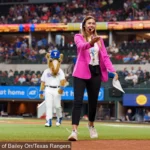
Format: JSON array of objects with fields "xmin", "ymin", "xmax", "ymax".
[{"xmin": 72, "ymin": 140, "xmax": 150, "ymax": 150}]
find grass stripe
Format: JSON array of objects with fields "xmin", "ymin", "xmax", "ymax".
[{"xmin": 0, "ymin": 119, "xmax": 150, "ymax": 141}]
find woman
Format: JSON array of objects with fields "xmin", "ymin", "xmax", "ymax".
[{"xmin": 68, "ymin": 16, "xmax": 118, "ymax": 141}]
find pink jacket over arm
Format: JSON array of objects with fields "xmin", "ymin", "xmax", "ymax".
[{"xmin": 72, "ymin": 34, "xmax": 116, "ymax": 82}]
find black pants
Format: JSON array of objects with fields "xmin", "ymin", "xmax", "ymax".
[{"xmin": 72, "ymin": 65, "xmax": 101, "ymax": 125}]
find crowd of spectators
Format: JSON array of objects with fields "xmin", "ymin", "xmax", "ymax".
[
  {"xmin": 0, "ymin": 36, "xmax": 58, "ymax": 63},
  {"xmin": 0, "ymin": 68, "xmax": 73, "ymax": 86},
  {"xmin": 117, "ymin": 66, "xmax": 150, "ymax": 87},
  {"xmin": 0, "ymin": 0, "xmax": 150, "ymax": 65},
  {"xmin": 0, "ymin": 69, "xmax": 42, "ymax": 86},
  {"xmin": 0, "ymin": 35, "xmax": 76, "ymax": 64},
  {"xmin": 107, "ymin": 39, "xmax": 150, "ymax": 64},
  {"xmin": 144, "ymin": 109, "xmax": 150, "ymax": 122},
  {"xmin": 0, "ymin": 65, "xmax": 150, "ymax": 88},
  {"xmin": 124, "ymin": 108, "xmax": 150, "ymax": 122},
  {"xmin": 1, "ymin": 34, "xmax": 150, "ymax": 65},
  {"xmin": 0, "ymin": 0, "xmax": 150, "ymax": 24}
]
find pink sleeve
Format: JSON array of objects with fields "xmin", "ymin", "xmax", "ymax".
[
  {"xmin": 100, "ymin": 38, "xmax": 116, "ymax": 72},
  {"xmin": 74, "ymin": 34, "xmax": 92, "ymax": 51}
]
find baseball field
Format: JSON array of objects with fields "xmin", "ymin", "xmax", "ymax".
[{"xmin": 0, "ymin": 118, "xmax": 150, "ymax": 150}]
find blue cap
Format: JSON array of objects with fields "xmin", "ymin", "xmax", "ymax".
[{"xmin": 50, "ymin": 50, "xmax": 60, "ymax": 59}]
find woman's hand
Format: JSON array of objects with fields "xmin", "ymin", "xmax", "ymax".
[
  {"xmin": 113, "ymin": 72, "xmax": 118, "ymax": 81},
  {"xmin": 90, "ymin": 36, "xmax": 100, "ymax": 46}
]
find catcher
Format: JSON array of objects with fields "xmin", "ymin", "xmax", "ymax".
[{"xmin": 39, "ymin": 50, "xmax": 68, "ymax": 127}]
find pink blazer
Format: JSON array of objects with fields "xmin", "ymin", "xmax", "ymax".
[{"xmin": 72, "ymin": 34, "xmax": 116, "ymax": 82}]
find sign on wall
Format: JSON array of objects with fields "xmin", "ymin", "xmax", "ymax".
[
  {"xmin": 0, "ymin": 86, "xmax": 104, "ymax": 101},
  {"xmin": 123, "ymin": 94, "xmax": 150, "ymax": 106}
]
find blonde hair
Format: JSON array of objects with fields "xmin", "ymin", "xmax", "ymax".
[
  {"xmin": 80, "ymin": 16, "xmax": 101, "ymax": 47},
  {"xmin": 80, "ymin": 16, "xmax": 97, "ymax": 41}
]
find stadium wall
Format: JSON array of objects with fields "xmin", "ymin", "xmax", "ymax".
[
  {"xmin": 0, "ymin": 64, "xmax": 69, "ymax": 72},
  {"xmin": 0, "ymin": 64, "xmax": 149, "ymax": 72}
]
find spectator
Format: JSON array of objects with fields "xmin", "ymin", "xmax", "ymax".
[
  {"xmin": 125, "ymin": 109, "xmax": 133, "ymax": 121},
  {"xmin": 42, "ymin": 56, "xmax": 47, "ymax": 64},
  {"xmin": 122, "ymin": 67, "xmax": 129, "ymax": 77},
  {"xmin": 133, "ymin": 53, "xmax": 139, "ymax": 61},
  {"xmin": 129, "ymin": 66, "xmax": 136, "ymax": 75},
  {"xmin": 125, "ymin": 73, "xmax": 138, "ymax": 85},
  {"xmin": 37, "ymin": 74, "xmax": 41, "ymax": 85},
  {"xmin": 123, "ymin": 52, "xmax": 133, "ymax": 63},
  {"xmin": 21, "ymin": 49, "xmax": 28, "ymax": 59},
  {"xmin": 8, "ymin": 70, "xmax": 14, "ymax": 77},
  {"xmin": 14, "ymin": 75, "xmax": 19, "ymax": 84},
  {"xmin": 1, "ymin": 71, "xmax": 7, "ymax": 77},
  {"xmin": 39, "ymin": 46, "xmax": 46, "ymax": 54},
  {"xmin": 28, "ymin": 52, "xmax": 36, "ymax": 61},
  {"xmin": 31, "ymin": 73, "xmax": 38, "ymax": 85},
  {"xmin": 41, "ymin": 37, "xmax": 48, "ymax": 46},
  {"xmin": 8, "ymin": 47, "xmax": 15, "ymax": 56},
  {"xmin": 136, "ymin": 66, "xmax": 143, "ymax": 76},
  {"xmin": 18, "ymin": 74, "xmax": 26, "ymax": 84},
  {"xmin": 26, "ymin": 74, "xmax": 31, "ymax": 85},
  {"xmin": 21, "ymin": 41, "xmax": 28, "ymax": 49},
  {"xmin": 15, "ymin": 38, "xmax": 22, "ymax": 54},
  {"xmin": 0, "ymin": 47, "xmax": 4, "ymax": 57},
  {"xmin": 143, "ymin": 110, "xmax": 150, "ymax": 122},
  {"xmin": 0, "ymin": 0, "xmax": 149, "ymax": 24},
  {"xmin": 37, "ymin": 39, "xmax": 43, "ymax": 48},
  {"xmin": 140, "ymin": 57, "xmax": 148, "ymax": 64}
]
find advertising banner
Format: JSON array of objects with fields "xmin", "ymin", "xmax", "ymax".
[
  {"xmin": 0, "ymin": 86, "xmax": 104, "ymax": 101},
  {"xmin": 123, "ymin": 94, "xmax": 150, "ymax": 106},
  {"xmin": 67, "ymin": 22, "xmax": 108, "ymax": 31}
]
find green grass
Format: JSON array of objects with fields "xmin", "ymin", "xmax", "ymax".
[{"xmin": 0, "ymin": 119, "xmax": 150, "ymax": 141}]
